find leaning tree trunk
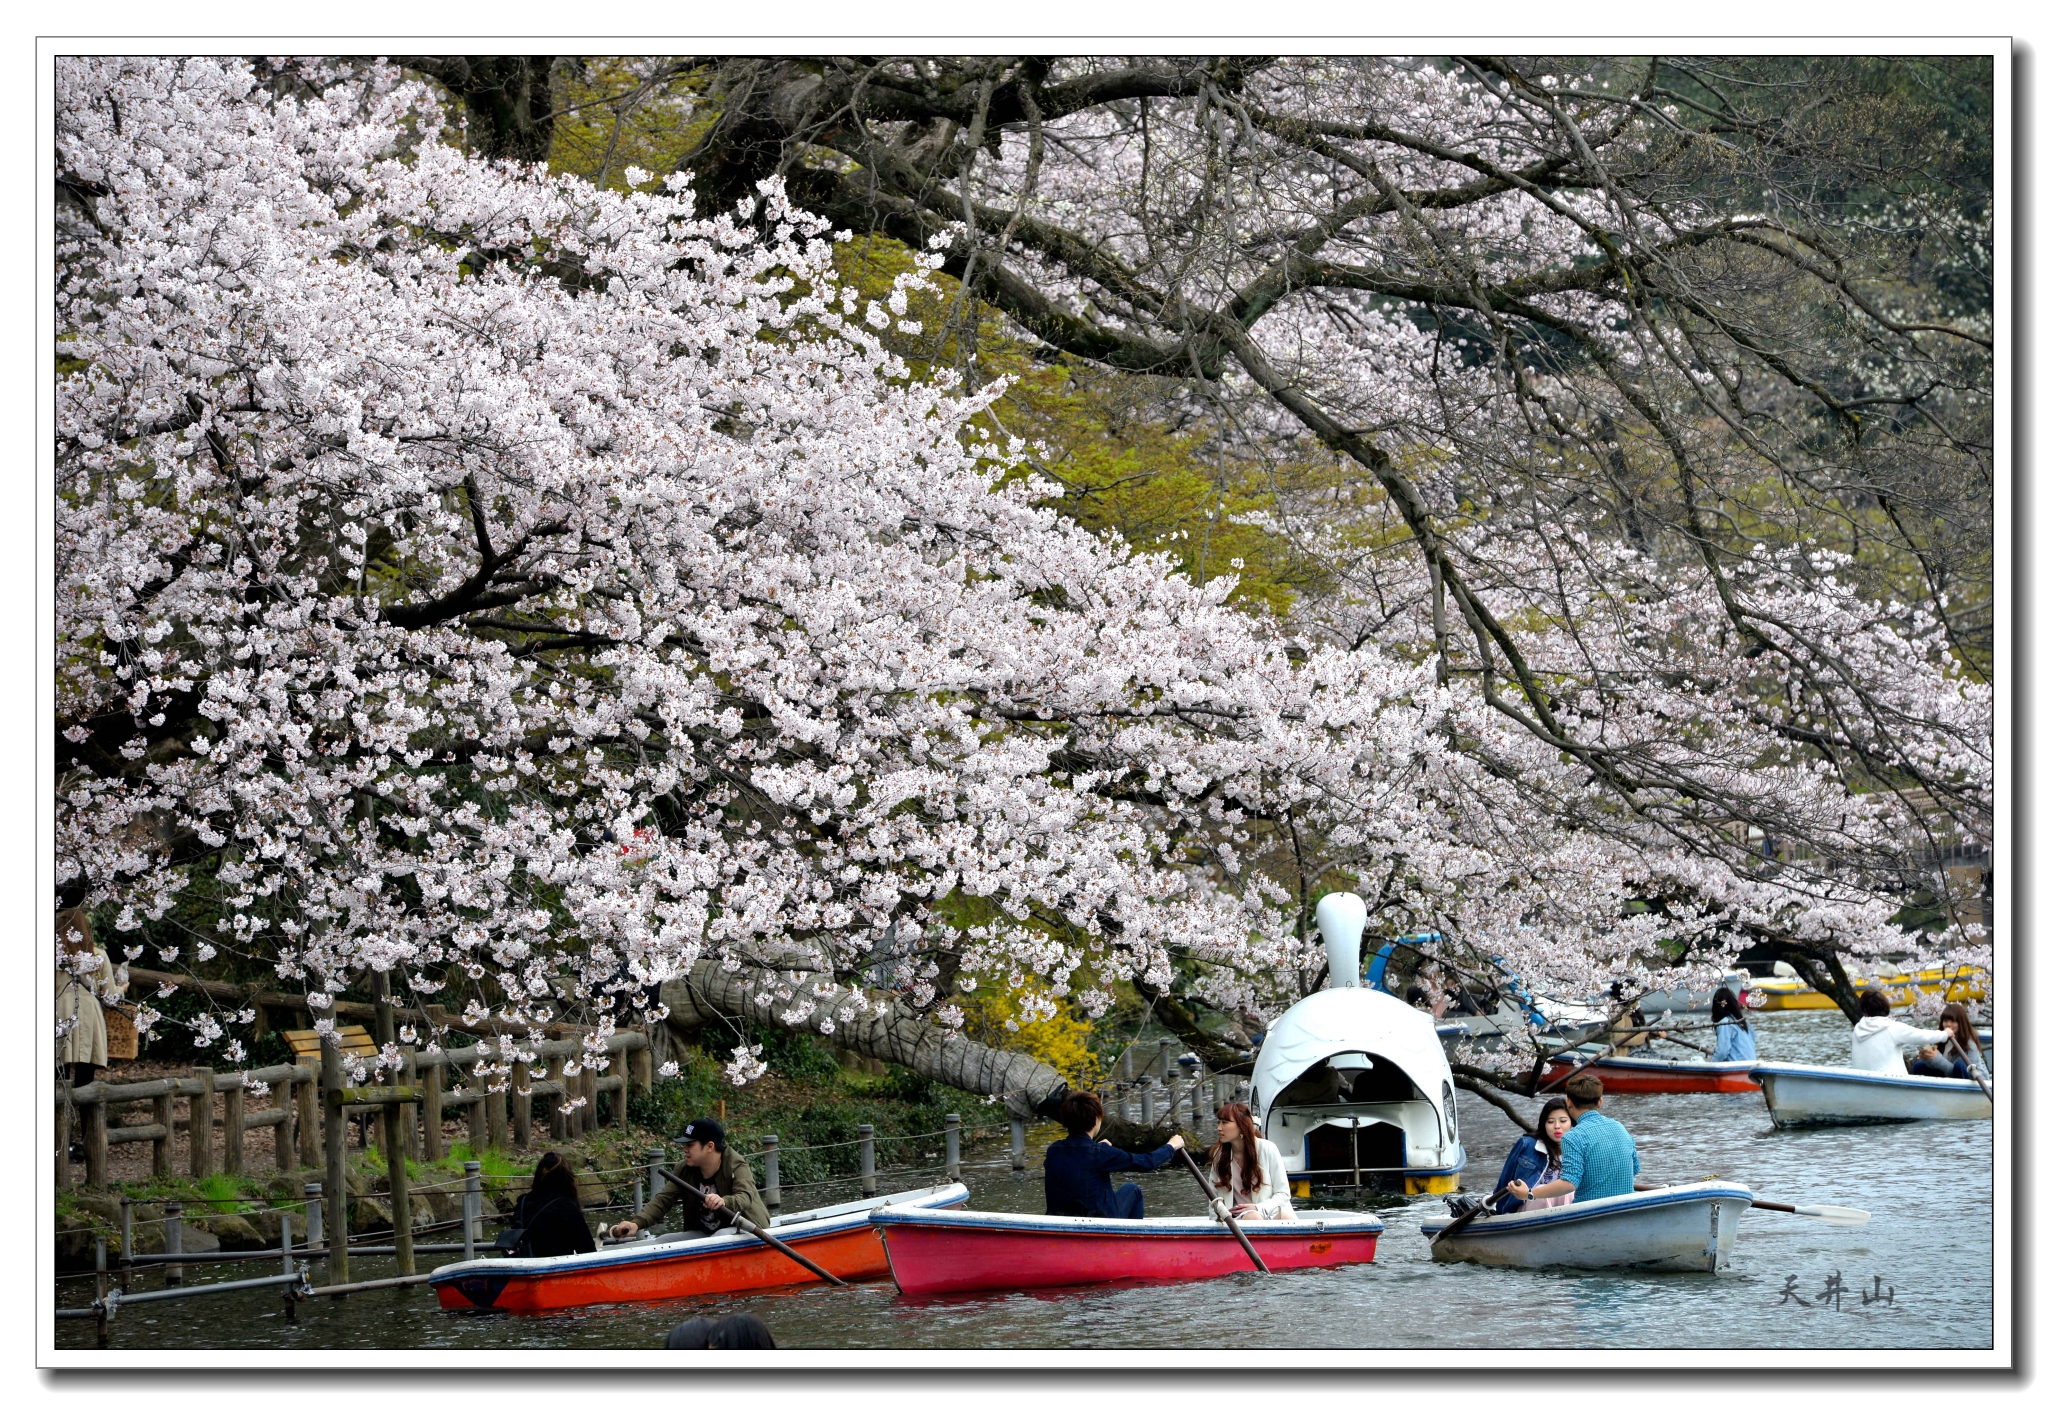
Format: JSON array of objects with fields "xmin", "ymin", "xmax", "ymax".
[{"xmin": 659, "ymin": 960, "xmax": 1067, "ymax": 1113}]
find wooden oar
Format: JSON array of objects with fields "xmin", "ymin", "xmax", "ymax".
[
  {"xmin": 656, "ymin": 1166, "xmax": 848, "ymax": 1286},
  {"xmin": 1174, "ymin": 1147, "xmax": 1271, "ymax": 1274},
  {"xmin": 1635, "ymin": 1179, "xmax": 1869, "ymax": 1227}
]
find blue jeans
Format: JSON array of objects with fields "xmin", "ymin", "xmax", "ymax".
[
  {"xmin": 1112, "ymin": 1182, "xmax": 1145, "ymax": 1219},
  {"xmin": 1909, "ymin": 1057, "xmax": 1969, "ymax": 1079}
]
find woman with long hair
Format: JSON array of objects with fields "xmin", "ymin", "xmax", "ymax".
[
  {"xmin": 1710, "ymin": 986, "xmax": 1757, "ymax": 1062},
  {"xmin": 1491, "ymin": 1098, "xmax": 1576, "ymax": 1213},
  {"xmin": 501, "ymin": 1150, "xmax": 597, "ymax": 1258},
  {"xmin": 1911, "ymin": 1002, "xmax": 1990, "ymax": 1080},
  {"xmin": 1205, "ymin": 1103, "xmax": 1296, "ymax": 1220}
]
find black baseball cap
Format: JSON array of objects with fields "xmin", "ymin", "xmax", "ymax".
[{"xmin": 679, "ymin": 1118, "xmax": 725, "ymax": 1148}]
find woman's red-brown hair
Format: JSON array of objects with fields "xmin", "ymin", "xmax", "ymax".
[
  {"xmin": 1208, "ymin": 1102, "xmax": 1263, "ymax": 1194},
  {"xmin": 1939, "ymin": 1002, "xmax": 1983, "ymax": 1056}
]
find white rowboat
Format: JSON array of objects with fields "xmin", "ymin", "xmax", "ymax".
[
  {"xmin": 1421, "ymin": 1182, "xmax": 1754, "ymax": 1272},
  {"xmin": 1750, "ymin": 1061, "xmax": 1992, "ymax": 1128}
]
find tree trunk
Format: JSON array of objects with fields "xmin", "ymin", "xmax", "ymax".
[
  {"xmin": 398, "ymin": 57, "xmax": 557, "ymax": 162},
  {"xmin": 1130, "ymin": 972, "xmax": 1259, "ymax": 1074},
  {"xmin": 659, "ymin": 960, "xmax": 1066, "ymax": 1110}
]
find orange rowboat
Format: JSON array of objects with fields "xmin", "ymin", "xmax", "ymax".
[
  {"xmin": 431, "ymin": 1182, "xmax": 967, "ymax": 1313},
  {"xmin": 1538, "ymin": 1054, "xmax": 1761, "ymax": 1095}
]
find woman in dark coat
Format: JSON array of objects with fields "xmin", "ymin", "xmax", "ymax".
[{"xmin": 503, "ymin": 1151, "xmax": 597, "ymax": 1258}]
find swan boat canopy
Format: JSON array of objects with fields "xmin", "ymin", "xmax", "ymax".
[{"xmin": 1250, "ymin": 894, "xmax": 1466, "ymax": 1196}]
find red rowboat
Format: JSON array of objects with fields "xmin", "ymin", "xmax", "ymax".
[
  {"xmin": 1538, "ymin": 1054, "xmax": 1760, "ymax": 1095},
  {"xmin": 430, "ymin": 1182, "xmax": 966, "ymax": 1313},
  {"xmin": 872, "ymin": 1205, "xmax": 1384, "ymax": 1295}
]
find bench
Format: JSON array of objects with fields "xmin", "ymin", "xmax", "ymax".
[
  {"xmin": 281, "ymin": 1025, "xmax": 379, "ymax": 1066},
  {"xmin": 282, "ymin": 1026, "xmax": 382, "ymax": 1147}
]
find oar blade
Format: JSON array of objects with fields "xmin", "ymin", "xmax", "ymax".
[{"xmin": 1798, "ymin": 1204, "xmax": 1872, "ymax": 1227}]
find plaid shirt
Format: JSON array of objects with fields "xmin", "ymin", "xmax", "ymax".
[{"xmin": 1559, "ymin": 1109, "xmax": 1640, "ymax": 1202}]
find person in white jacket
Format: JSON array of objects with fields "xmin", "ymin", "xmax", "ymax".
[
  {"xmin": 1848, "ymin": 990, "xmax": 1948, "ymax": 1075},
  {"xmin": 1207, "ymin": 1103, "xmax": 1297, "ymax": 1220}
]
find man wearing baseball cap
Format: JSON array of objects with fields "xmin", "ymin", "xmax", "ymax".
[{"xmin": 609, "ymin": 1117, "xmax": 770, "ymax": 1239}]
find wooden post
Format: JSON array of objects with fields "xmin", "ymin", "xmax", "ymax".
[
  {"xmin": 164, "ymin": 1203, "xmax": 184, "ymax": 1286},
  {"xmin": 630, "ymin": 1041, "xmax": 653, "ymax": 1094},
  {"xmin": 511, "ymin": 1058, "xmax": 531, "ymax": 1150},
  {"xmin": 304, "ymin": 1182, "xmax": 324, "ymax": 1252},
  {"xmin": 944, "ymin": 1114, "xmax": 960, "ymax": 1181},
  {"xmin": 466, "ymin": 1064, "xmax": 487, "ymax": 1151},
  {"xmin": 546, "ymin": 1053, "xmax": 568, "ymax": 1140},
  {"xmin": 462, "ymin": 1161, "xmax": 481, "ymax": 1262},
  {"xmin": 95, "ymin": 1236, "xmax": 109, "ymax": 1347},
  {"xmin": 486, "ymin": 1076, "xmax": 509, "ymax": 1154},
  {"xmin": 188, "ymin": 1067, "xmax": 215, "ymax": 1180},
  {"xmin": 399, "ymin": 1050, "xmax": 418, "ymax": 1161},
  {"xmin": 83, "ymin": 1097, "xmax": 108, "ymax": 1189},
  {"xmin": 320, "ymin": 1039, "xmax": 348, "ymax": 1285},
  {"xmin": 382, "ymin": 1099, "xmax": 414, "ymax": 1277},
  {"xmin": 222, "ymin": 1076, "xmax": 245, "ymax": 1177},
  {"xmin": 370, "ymin": 971, "xmax": 397, "ymax": 1169},
  {"xmin": 1009, "ymin": 1112, "xmax": 1027, "ymax": 1170},
  {"xmin": 581, "ymin": 1063, "xmax": 599, "ymax": 1136},
  {"xmin": 1140, "ymin": 1076, "xmax": 1155, "ymax": 1126},
  {"xmin": 421, "ymin": 1061, "xmax": 444, "ymax": 1162},
  {"xmin": 295, "ymin": 1073, "xmax": 318, "ymax": 1167},
  {"xmin": 859, "ymin": 1124, "xmax": 877, "ymax": 1193},
  {"xmin": 119, "ymin": 1197, "xmax": 133, "ymax": 1291},
  {"xmin": 274, "ymin": 1076, "xmax": 297, "ymax": 1173},
  {"xmin": 55, "ymin": 1088, "xmax": 73, "ymax": 1193},
  {"xmin": 152, "ymin": 1091, "xmax": 173, "ymax": 1178},
  {"xmin": 761, "ymin": 1135, "xmax": 781, "ymax": 1209}
]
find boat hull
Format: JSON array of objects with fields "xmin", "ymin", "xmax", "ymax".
[
  {"xmin": 874, "ymin": 1207, "xmax": 1383, "ymax": 1294},
  {"xmin": 1752, "ymin": 1062, "xmax": 1992, "ymax": 1127},
  {"xmin": 1539, "ymin": 1054, "xmax": 1760, "ymax": 1095},
  {"xmin": 1423, "ymin": 1183, "xmax": 1752, "ymax": 1273},
  {"xmin": 430, "ymin": 1183, "xmax": 967, "ymax": 1312},
  {"xmin": 1748, "ymin": 967, "xmax": 1985, "ymax": 1012}
]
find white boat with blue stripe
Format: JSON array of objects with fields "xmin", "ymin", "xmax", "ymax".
[
  {"xmin": 1421, "ymin": 1181, "xmax": 1754, "ymax": 1272},
  {"xmin": 1750, "ymin": 1061, "xmax": 1992, "ymax": 1128}
]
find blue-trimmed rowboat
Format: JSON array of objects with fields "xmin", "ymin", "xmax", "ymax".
[
  {"xmin": 431, "ymin": 1181, "xmax": 968, "ymax": 1312},
  {"xmin": 1750, "ymin": 1061, "xmax": 1992, "ymax": 1128},
  {"xmin": 873, "ymin": 1205, "xmax": 1385, "ymax": 1294},
  {"xmin": 1421, "ymin": 1182, "xmax": 1754, "ymax": 1272}
]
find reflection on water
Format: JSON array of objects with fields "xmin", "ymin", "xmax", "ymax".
[{"xmin": 55, "ymin": 1012, "xmax": 1992, "ymax": 1351}]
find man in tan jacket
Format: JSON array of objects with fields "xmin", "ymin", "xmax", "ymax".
[{"xmin": 608, "ymin": 1118, "xmax": 769, "ymax": 1238}]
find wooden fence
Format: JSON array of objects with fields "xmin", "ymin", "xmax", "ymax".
[{"xmin": 56, "ymin": 1031, "xmax": 654, "ymax": 1192}]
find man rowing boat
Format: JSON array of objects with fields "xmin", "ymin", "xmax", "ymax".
[
  {"xmin": 609, "ymin": 1117, "xmax": 770, "ymax": 1239},
  {"xmin": 1043, "ymin": 1091, "xmax": 1184, "ymax": 1220}
]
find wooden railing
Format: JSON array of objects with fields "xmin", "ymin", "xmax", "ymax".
[{"xmin": 56, "ymin": 1031, "xmax": 654, "ymax": 1192}]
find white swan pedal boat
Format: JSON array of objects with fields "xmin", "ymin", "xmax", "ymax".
[
  {"xmin": 1750, "ymin": 1061, "xmax": 1992, "ymax": 1128},
  {"xmin": 1421, "ymin": 1182, "xmax": 1754, "ymax": 1272}
]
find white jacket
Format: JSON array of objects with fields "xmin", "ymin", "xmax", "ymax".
[
  {"xmin": 1849, "ymin": 1015, "xmax": 1945, "ymax": 1075},
  {"xmin": 1214, "ymin": 1138, "xmax": 1296, "ymax": 1218}
]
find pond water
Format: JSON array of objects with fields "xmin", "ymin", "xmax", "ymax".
[{"xmin": 54, "ymin": 1011, "xmax": 1995, "ymax": 1353}]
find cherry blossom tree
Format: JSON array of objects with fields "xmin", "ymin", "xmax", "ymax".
[
  {"xmin": 642, "ymin": 54, "xmax": 1993, "ymax": 1023},
  {"xmin": 54, "ymin": 56, "xmax": 1988, "ymax": 1099}
]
